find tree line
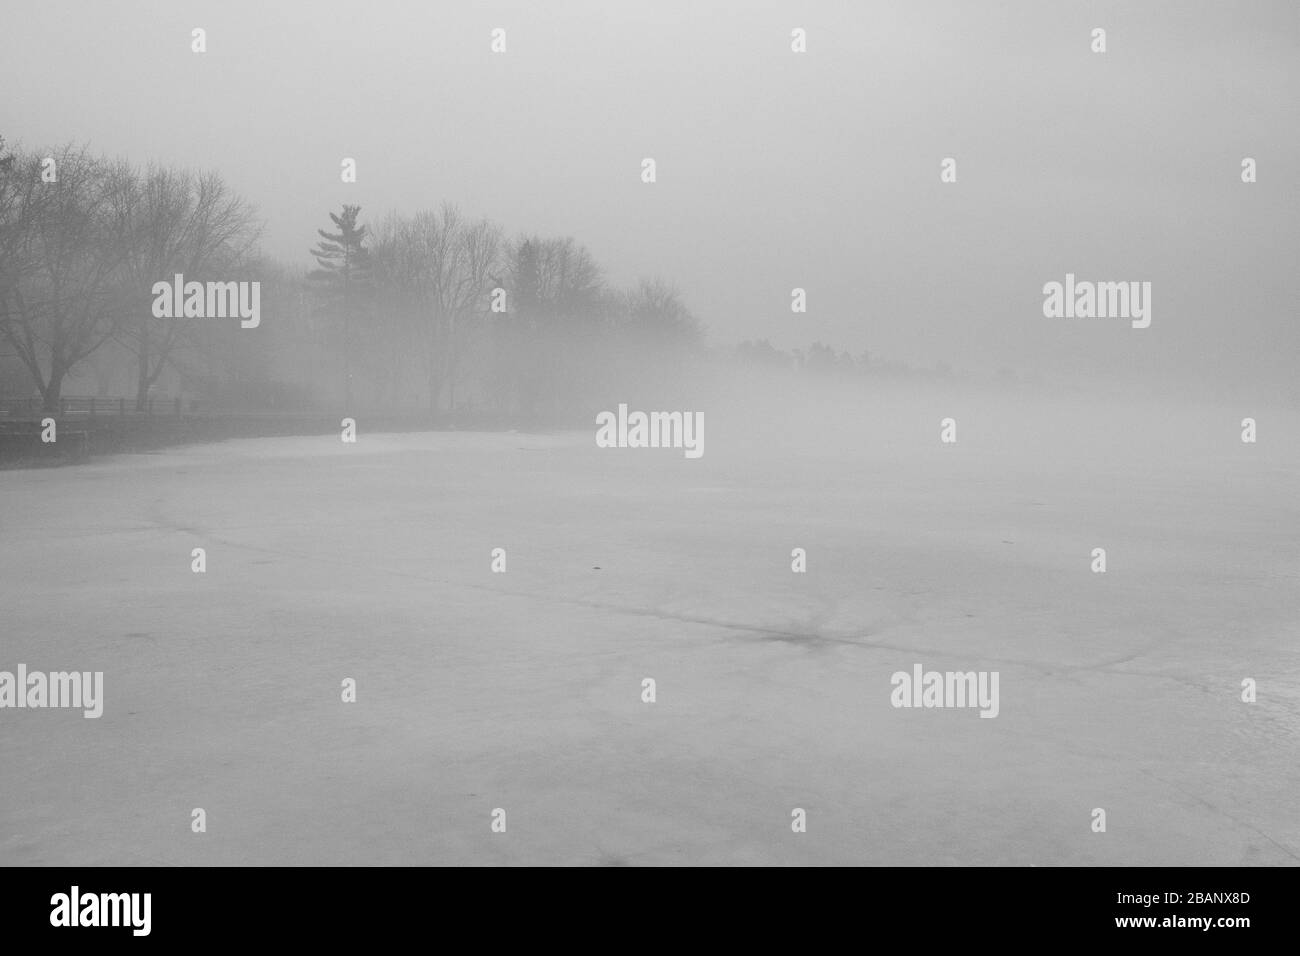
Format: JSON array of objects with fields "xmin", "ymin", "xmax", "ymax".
[{"xmin": 0, "ymin": 137, "xmax": 704, "ymax": 420}]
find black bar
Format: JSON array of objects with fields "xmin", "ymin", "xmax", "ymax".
[{"xmin": 0, "ymin": 866, "xmax": 1282, "ymax": 944}]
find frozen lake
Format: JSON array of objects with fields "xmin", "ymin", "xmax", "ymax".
[{"xmin": 2, "ymin": 389, "xmax": 1298, "ymax": 865}]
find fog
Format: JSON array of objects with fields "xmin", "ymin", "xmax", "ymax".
[{"xmin": 3, "ymin": 0, "xmax": 1296, "ymax": 394}]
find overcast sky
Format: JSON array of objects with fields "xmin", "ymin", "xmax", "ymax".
[{"xmin": 3, "ymin": 0, "xmax": 1297, "ymax": 386}]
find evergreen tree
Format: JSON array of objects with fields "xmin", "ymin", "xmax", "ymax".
[
  {"xmin": 309, "ymin": 204, "xmax": 371, "ymax": 406},
  {"xmin": 512, "ymin": 238, "xmax": 540, "ymax": 318},
  {"xmin": 310, "ymin": 204, "xmax": 371, "ymax": 285}
]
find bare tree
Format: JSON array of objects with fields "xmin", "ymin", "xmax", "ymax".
[
  {"xmin": 446, "ymin": 215, "xmax": 503, "ymax": 410},
  {"xmin": 371, "ymin": 204, "xmax": 502, "ymax": 414},
  {"xmin": 408, "ymin": 204, "xmax": 464, "ymax": 414},
  {"xmin": 502, "ymin": 234, "xmax": 608, "ymax": 417},
  {"xmin": 0, "ymin": 144, "xmax": 127, "ymax": 413},
  {"xmin": 109, "ymin": 163, "xmax": 261, "ymax": 410},
  {"xmin": 624, "ymin": 276, "xmax": 701, "ymax": 348},
  {"xmin": 369, "ymin": 211, "xmax": 425, "ymax": 407}
]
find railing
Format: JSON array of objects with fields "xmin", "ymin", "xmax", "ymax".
[{"xmin": 0, "ymin": 396, "xmax": 186, "ymax": 419}]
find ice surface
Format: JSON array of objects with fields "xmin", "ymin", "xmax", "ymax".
[{"xmin": 1, "ymin": 389, "xmax": 1297, "ymax": 865}]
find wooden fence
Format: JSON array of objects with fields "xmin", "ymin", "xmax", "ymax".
[{"xmin": 0, "ymin": 396, "xmax": 185, "ymax": 420}]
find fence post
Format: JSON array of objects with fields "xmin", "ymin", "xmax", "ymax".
[
  {"xmin": 60, "ymin": 398, "xmax": 66, "ymax": 417},
  {"xmin": 119, "ymin": 398, "xmax": 126, "ymax": 416},
  {"xmin": 175, "ymin": 396, "xmax": 181, "ymax": 417}
]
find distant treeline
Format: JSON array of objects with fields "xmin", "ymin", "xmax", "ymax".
[
  {"xmin": 2, "ymin": 136, "xmax": 960, "ymax": 426},
  {"xmin": 730, "ymin": 339, "xmax": 1027, "ymax": 385}
]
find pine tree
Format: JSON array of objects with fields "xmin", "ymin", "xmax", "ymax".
[
  {"xmin": 309, "ymin": 205, "xmax": 371, "ymax": 406},
  {"xmin": 513, "ymin": 238, "xmax": 540, "ymax": 318},
  {"xmin": 310, "ymin": 204, "xmax": 371, "ymax": 285}
]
